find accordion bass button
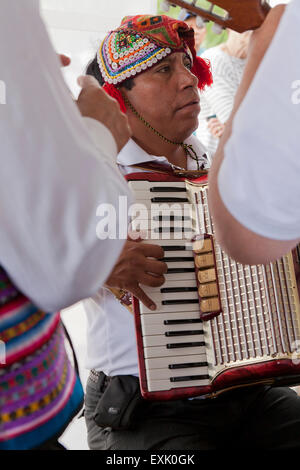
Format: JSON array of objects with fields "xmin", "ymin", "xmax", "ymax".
[
  {"xmin": 193, "ymin": 238, "xmax": 212, "ymax": 254},
  {"xmin": 198, "ymin": 283, "xmax": 218, "ymax": 298},
  {"xmin": 200, "ymin": 297, "xmax": 221, "ymax": 313},
  {"xmin": 195, "ymin": 253, "xmax": 215, "ymax": 269},
  {"xmin": 198, "ymin": 268, "xmax": 217, "ymax": 283}
]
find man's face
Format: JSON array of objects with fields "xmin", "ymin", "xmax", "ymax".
[{"xmin": 123, "ymin": 52, "xmax": 200, "ymax": 142}]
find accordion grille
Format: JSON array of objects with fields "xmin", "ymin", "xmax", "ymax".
[{"xmin": 188, "ymin": 183, "xmax": 300, "ymax": 367}]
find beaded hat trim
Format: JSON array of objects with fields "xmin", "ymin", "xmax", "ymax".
[{"xmin": 98, "ymin": 29, "xmax": 177, "ymax": 85}]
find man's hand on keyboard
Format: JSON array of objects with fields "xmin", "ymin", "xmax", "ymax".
[{"xmin": 105, "ymin": 239, "xmax": 168, "ymax": 311}]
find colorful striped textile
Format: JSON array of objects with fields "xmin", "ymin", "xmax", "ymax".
[{"xmin": 0, "ymin": 266, "xmax": 84, "ymax": 449}]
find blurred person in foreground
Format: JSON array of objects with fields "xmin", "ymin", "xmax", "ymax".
[
  {"xmin": 0, "ymin": 0, "xmax": 132, "ymax": 450},
  {"xmin": 208, "ymin": 3, "xmax": 300, "ymax": 265},
  {"xmin": 82, "ymin": 14, "xmax": 300, "ymax": 451}
]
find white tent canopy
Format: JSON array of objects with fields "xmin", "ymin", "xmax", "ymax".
[{"xmin": 41, "ymin": 0, "xmax": 157, "ymax": 96}]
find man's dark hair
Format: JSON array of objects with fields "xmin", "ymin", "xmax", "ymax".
[{"xmin": 86, "ymin": 54, "xmax": 135, "ymax": 90}]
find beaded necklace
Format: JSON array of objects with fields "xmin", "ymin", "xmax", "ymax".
[{"xmin": 121, "ymin": 93, "xmax": 204, "ymax": 171}]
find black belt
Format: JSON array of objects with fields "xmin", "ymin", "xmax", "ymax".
[{"xmin": 89, "ymin": 370, "xmax": 112, "ymax": 392}]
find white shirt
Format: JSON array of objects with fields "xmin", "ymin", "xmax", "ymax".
[
  {"xmin": 83, "ymin": 135, "xmax": 208, "ymax": 376},
  {"xmin": 218, "ymin": 0, "xmax": 300, "ymax": 241},
  {"xmin": 196, "ymin": 47, "xmax": 246, "ymax": 157},
  {"xmin": 0, "ymin": 0, "xmax": 133, "ymax": 311}
]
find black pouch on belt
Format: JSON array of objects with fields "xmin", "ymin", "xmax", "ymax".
[{"xmin": 93, "ymin": 375, "xmax": 143, "ymax": 430}]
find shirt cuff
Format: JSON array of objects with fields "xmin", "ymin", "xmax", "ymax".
[{"xmin": 83, "ymin": 117, "xmax": 118, "ymax": 165}]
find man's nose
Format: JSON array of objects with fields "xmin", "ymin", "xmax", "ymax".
[{"xmin": 177, "ymin": 65, "xmax": 198, "ymax": 89}]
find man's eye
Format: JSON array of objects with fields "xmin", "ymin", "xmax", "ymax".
[
  {"xmin": 185, "ymin": 61, "xmax": 192, "ymax": 70},
  {"xmin": 157, "ymin": 66, "xmax": 170, "ymax": 73}
]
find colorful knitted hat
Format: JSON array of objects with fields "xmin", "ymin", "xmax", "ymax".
[{"xmin": 98, "ymin": 14, "xmax": 212, "ymax": 109}]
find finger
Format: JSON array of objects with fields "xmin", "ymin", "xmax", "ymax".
[
  {"xmin": 131, "ymin": 286, "xmax": 157, "ymax": 311},
  {"xmin": 144, "ymin": 259, "xmax": 168, "ymax": 276},
  {"xmin": 127, "ymin": 230, "xmax": 147, "ymax": 242},
  {"xmin": 58, "ymin": 54, "xmax": 71, "ymax": 67},
  {"xmin": 140, "ymin": 273, "xmax": 166, "ymax": 288},
  {"xmin": 140, "ymin": 243, "xmax": 165, "ymax": 259},
  {"xmin": 77, "ymin": 75, "xmax": 101, "ymax": 90}
]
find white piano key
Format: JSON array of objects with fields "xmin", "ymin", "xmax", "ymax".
[
  {"xmin": 145, "ymin": 354, "xmax": 207, "ymax": 370},
  {"xmin": 145, "ymin": 279, "xmax": 198, "ymax": 293},
  {"xmin": 144, "ymin": 344, "xmax": 206, "ymax": 359},
  {"xmin": 163, "ymin": 271, "xmax": 197, "ymax": 281},
  {"xmin": 147, "ymin": 365, "xmax": 209, "ymax": 380},
  {"xmin": 140, "ymin": 311, "xmax": 201, "ymax": 326},
  {"xmin": 162, "ymin": 251, "xmax": 195, "ymax": 259},
  {"xmin": 147, "ymin": 377, "xmax": 210, "ymax": 392},
  {"xmin": 131, "ymin": 199, "xmax": 190, "ymax": 210},
  {"xmin": 166, "ymin": 260, "xmax": 195, "ymax": 269},
  {"xmin": 141, "ymin": 302, "xmax": 200, "ymax": 314},
  {"xmin": 143, "ymin": 333, "xmax": 205, "ymax": 347},
  {"xmin": 148, "ymin": 291, "xmax": 199, "ymax": 302}
]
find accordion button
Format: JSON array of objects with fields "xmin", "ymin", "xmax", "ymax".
[
  {"xmin": 193, "ymin": 238, "xmax": 212, "ymax": 254},
  {"xmin": 195, "ymin": 253, "xmax": 215, "ymax": 269},
  {"xmin": 198, "ymin": 267, "xmax": 216, "ymax": 283},
  {"xmin": 198, "ymin": 282, "xmax": 218, "ymax": 298},
  {"xmin": 200, "ymin": 297, "xmax": 220, "ymax": 313}
]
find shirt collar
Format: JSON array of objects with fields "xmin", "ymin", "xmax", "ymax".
[{"xmin": 117, "ymin": 135, "xmax": 209, "ymax": 170}]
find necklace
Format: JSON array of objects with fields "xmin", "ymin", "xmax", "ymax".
[{"xmin": 121, "ymin": 93, "xmax": 204, "ymax": 171}]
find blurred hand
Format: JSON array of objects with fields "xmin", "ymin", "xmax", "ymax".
[
  {"xmin": 105, "ymin": 239, "xmax": 168, "ymax": 311},
  {"xmin": 77, "ymin": 75, "xmax": 132, "ymax": 152},
  {"xmin": 207, "ymin": 118, "xmax": 225, "ymax": 138}
]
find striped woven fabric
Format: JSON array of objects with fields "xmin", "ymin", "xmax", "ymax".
[{"xmin": 0, "ymin": 266, "xmax": 84, "ymax": 449}]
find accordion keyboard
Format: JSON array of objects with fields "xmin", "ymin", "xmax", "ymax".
[{"xmin": 128, "ymin": 180, "xmax": 210, "ymax": 391}]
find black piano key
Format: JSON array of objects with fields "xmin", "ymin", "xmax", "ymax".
[
  {"xmin": 153, "ymin": 215, "xmax": 191, "ymax": 221},
  {"xmin": 164, "ymin": 319, "xmax": 202, "ymax": 325},
  {"xmin": 154, "ymin": 227, "xmax": 192, "ymax": 233},
  {"xmin": 162, "ymin": 257, "xmax": 194, "ymax": 263},
  {"xmin": 150, "ymin": 187, "xmax": 187, "ymax": 193},
  {"xmin": 167, "ymin": 268, "xmax": 195, "ymax": 274},
  {"xmin": 162, "ymin": 246, "xmax": 191, "ymax": 251},
  {"xmin": 165, "ymin": 330, "xmax": 204, "ymax": 337},
  {"xmin": 161, "ymin": 287, "xmax": 197, "ymax": 293},
  {"xmin": 151, "ymin": 197, "xmax": 189, "ymax": 203},
  {"xmin": 170, "ymin": 374, "xmax": 210, "ymax": 382},
  {"xmin": 169, "ymin": 362, "xmax": 208, "ymax": 369},
  {"xmin": 167, "ymin": 341, "xmax": 205, "ymax": 349},
  {"xmin": 162, "ymin": 299, "xmax": 199, "ymax": 305}
]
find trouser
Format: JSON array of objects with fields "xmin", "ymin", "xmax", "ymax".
[{"xmin": 85, "ymin": 371, "xmax": 300, "ymax": 450}]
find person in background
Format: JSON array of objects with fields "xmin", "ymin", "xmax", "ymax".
[
  {"xmin": 196, "ymin": 29, "xmax": 251, "ymax": 158},
  {"xmin": 0, "ymin": 0, "xmax": 132, "ymax": 450},
  {"xmin": 183, "ymin": 12, "xmax": 207, "ymax": 56},
  {"xmin": 82, "ymin": 14, "xmax": 300, "ymax": 451},
  {"xmin": 208, "ymin": 3, "xmax": 300, "ymax": 265}
]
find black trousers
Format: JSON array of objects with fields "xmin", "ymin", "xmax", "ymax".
[{"xmin": 85, "ymin": 373, "xmax": 300, "ymax": 450}]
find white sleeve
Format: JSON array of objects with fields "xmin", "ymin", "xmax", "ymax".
[
  {"xmin": 218, "ymin": 0, "xmax": 300, "ymax": 241},
  {"xmin": 0, "ymin": 0, "xmax": 133, "ymax": 311}
]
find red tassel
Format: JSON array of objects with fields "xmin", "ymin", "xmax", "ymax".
[
  {"xmin": 103, "ymin": 83, "xmax": 127, "ymax": 113},
  {"xmin": 192, "ymin": 57, "xmax": 213, "ymax": 91}
]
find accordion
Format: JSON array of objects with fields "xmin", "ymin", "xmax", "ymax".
[{"xmin": 127, "ymin": 172, "xmax": 300, "ymax": 400}]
